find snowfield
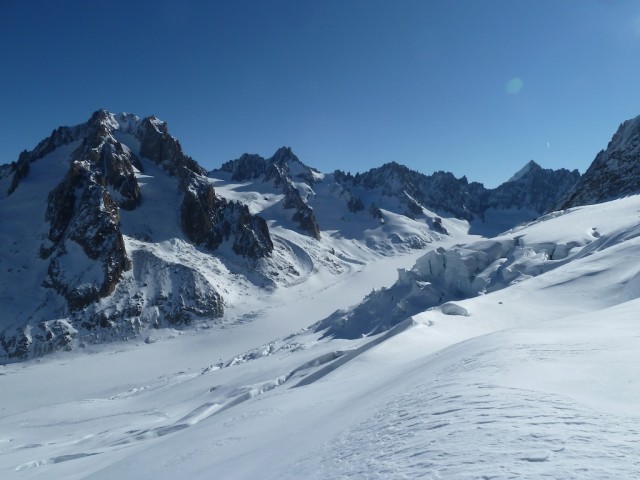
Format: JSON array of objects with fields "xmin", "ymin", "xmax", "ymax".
[{"xmin": 2, "ymin": 195, "xmax": 640, "ymax": 479}]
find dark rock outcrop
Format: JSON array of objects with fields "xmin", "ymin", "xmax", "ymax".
[
  {"xmin": 489, "ymin": 160, "xmax": 580, "ymax": 213},
  {"xmin": 138, "ymin": 115, "xmax": 206, "ymax": 178},
  {"xmin": 336, "ymin": 162, "xmax": 483, "ymax": 221},
  {"xmin": 221, "ymin": 153, "xmax": 268, "ymax": 181},
  {"xmin": 181, "ymin": 177, "xmax": 273, "ymax": 257},
  {"xmin": 559, "ymin": 115, "xmax": 640, "ymax": 209},
  {"xmin": 218, "ymin": 147, "xmax": 322, "ymax": 239},
  {"xmin": 0, "ymin": 109, "xmax": 275, "ymax": 360},
  {"xmin": 40, "ymin": 159, "xmax": 130, "ymax": 310},
  {"xmin": 334, "ymin": 160, "xmax": 579, "ymax": 222}
]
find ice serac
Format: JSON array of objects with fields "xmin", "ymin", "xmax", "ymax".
[
  {"xmin": 314, "ymin": 239, "xmax": 522, "ymax": 339},
  {"xmin": 560, "ymin": 115, "xmax": 640, "ymax": 209},
  {"xmin": 314, "ymin": 215, "xmax": 613, "ymax": 340}
]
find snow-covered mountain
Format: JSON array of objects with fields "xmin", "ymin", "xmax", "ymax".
[
  {"xmin": 0, "ymin": 111, "xmax": 279, "ymax": 359},
  {"xmin": 212, "ymin": 153, "xmax": 578, "ymax": 244},
  {"xmin": 3, "ymin": 110, "xmax": 640, "ymax": 478},
  {"xmin": 488, "ymin": 159, "xmax": 580, "ymax": 213},
  {"xmin": 560, "ymin": 114, "xmax": 640, "ymax": 208},
  {"xmin": 0, "ymin": 109, "xmax": 590, "ymax": 361}
]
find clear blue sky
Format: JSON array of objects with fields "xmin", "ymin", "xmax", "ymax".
[{"xmin": 1, "ymin": 0, "xmax": 639, "ymax": 187}]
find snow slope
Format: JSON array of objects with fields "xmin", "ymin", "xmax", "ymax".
[{"xmin": 2, "ymin": 194, "xmax": 640, "ymax": 478}]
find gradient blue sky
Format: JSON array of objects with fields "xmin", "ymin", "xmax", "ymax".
[{"xmin": 1, "ymin": 0, "xmax": 640, "ymax": 187}]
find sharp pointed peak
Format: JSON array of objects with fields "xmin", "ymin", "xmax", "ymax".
[{"xmin": 507, "ymin": 160, "xmax": 541, "ymax": 183}]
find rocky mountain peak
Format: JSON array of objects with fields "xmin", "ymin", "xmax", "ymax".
[
  {"xmin": 489, "ymin": 161, "xmax": 580, "ymax": 214},
  {"xmin": 339, "ymin": 162, "xmax": 481, "ymax": 221},
  {"xmin": 0, "ymin": 110, "xmax": 277, "ymax": 358},
  {"xmin": 216, "ymin": 147, "xmax": 322, "ymax": 239},
  {"xmin": 507, "ymin": 160, "xmax": 541, "ymax": 183},
  {"xmin": 559, "ymin": 114, "xmax": 640, "ymax": 209},
  {"xmin": 607, "ymin": 115, "xmax": 640, "ymax": 152},
  {"xmin": 270, "ymin": 146, "xmax": 298, "ymax": 165}
]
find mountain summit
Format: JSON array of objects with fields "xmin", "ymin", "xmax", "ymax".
[
  {"xmin": 0, "ymin": 110, "xmax": 274, "ymax": 358},
  {"xmin": 507, "ymin": 159, "xmax": 540, "ymax": 183}
]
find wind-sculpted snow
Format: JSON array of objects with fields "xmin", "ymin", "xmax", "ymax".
[{"xmin": 291, "ymin": 316, "xmax": 640, "ymax": 479}]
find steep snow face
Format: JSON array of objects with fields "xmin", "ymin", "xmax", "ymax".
[{"xmin": 561, "ymin": 114, "xmax": 640, "ymax": 208}]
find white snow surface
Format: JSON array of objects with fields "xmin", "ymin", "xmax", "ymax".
[{"xmin": 2, "ymin": 196, "xmax": 640, "ymax": 478}]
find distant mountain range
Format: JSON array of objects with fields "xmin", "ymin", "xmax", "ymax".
[{"xmin": 1, "ymin": 109, "xmax": 639, "ymax": 361}]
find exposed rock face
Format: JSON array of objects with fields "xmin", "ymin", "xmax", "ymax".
[
  {"xmin": 0, "ymin": 109, "xmax": 274, "ymax": 360},
  {"xmin": 181, "ymin": 177, "xmax": 273, "ymax": 257},
  {"xmin": 224, "ymin": 153, "xmax": 268, "ymax": 181},
  {"xmin": 129, "ymin": 250, "xmax": 223, "ymax": 324},
  {"xmin": 219, "ymin": 149, "xmax": 578, "ymax": 241},
  {"xmin": 136, "ymin": 115, "xmax": 275, "ymax": 254},
  {"xmin": 220, "ymin": 147, "xmax": 322, "ymax": 239},
  {"xmin": 333, "ymin": 160, "xmax": 579, "ymax": 221},
  {"xmin": 138, "ymin": 115, "xmax": 206, "ymax": 178},
  {"xmin": 1, "ymin": 320, "xmax": 77, "ymax": 360},
  {"xmin": 40, "ymin": 159, "xmax": 130, "ymax": 310},
  {"xmin": 80, "ymin": 250, "xmax": 224, "ymax": 333},
  {"xmin": 333, "ymin": 163, "xmax": 483, "ymax": 220},
  {"xmin": 489, "ymin": 160, "xmax": 580, "ymax": 213},
  {"xmin": 560, "ymin": 115, "xmax": 640, "ymax": 209},
  {"xmin": 36, "ymin": 111, "xmax": 141, "ymax": 311}
]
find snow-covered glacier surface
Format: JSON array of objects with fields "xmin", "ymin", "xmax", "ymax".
[{"xmin": 2, "ymin": 196, "xmax": 640, "ymax": 479}]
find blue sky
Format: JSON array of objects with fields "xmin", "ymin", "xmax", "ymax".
[{"xmin": 1, "ymin": 0, "xmax": 639, "ymax": 187}]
